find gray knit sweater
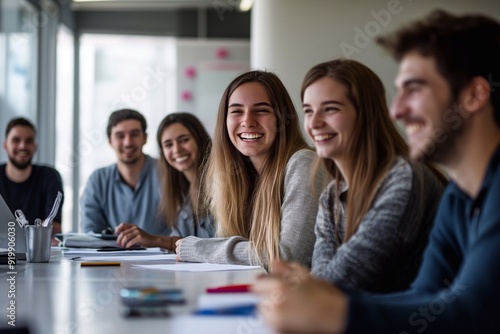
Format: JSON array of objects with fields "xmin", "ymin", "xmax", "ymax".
[
  {"xmin": 178, "ymin": 149, "xmax": 324, "ymax": 268},
  {"xmin": 311, "ymin": 158, "xmax": 445, "ymax": 293}
]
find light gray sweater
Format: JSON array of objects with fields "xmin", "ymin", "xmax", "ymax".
[
  {"xmin": 311, "ymin": 158, "xmax": 445, "ymax": 293},
  {"xmin": 178, "ymin": 149, "xmax": 324, "ymax": 268}
]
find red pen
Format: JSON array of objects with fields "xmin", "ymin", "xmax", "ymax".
[{"xmin": 206, "ymin": 284, "xmax": 252, "ymax": 293}]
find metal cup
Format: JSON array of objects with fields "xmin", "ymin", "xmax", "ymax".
[{"xmin": 25, "ymin": 225, "xmax": 53, "ymax": 263}]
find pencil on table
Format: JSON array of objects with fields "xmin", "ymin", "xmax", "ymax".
[{"xmin": 80, "ymin": 261, "xmax": 121, "ymax": 267}]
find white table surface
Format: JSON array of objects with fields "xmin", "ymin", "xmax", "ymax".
[{"xmin": 1, "ymin": 249, "xmax": 275, "ymax": 334}]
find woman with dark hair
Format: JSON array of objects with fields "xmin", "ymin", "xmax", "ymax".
[
  {"xmin": 176, "ymin": 70, "xmax": 325, "ymax": 268},
  {"xmin": 116, "ymin": 112, "xmax": 214, "ymax": 250}
]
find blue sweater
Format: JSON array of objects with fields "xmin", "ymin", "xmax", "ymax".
[
  {"xmin": 80, "ymin": 155, "xmax": 169, "ymax": 236},
  {"xmin": 346, "ymin": 146, "xmax": 500, "ymax": 333}
]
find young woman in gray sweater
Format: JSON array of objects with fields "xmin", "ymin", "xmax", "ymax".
[
  {"xmin": 176, "ymin": 70, "xmax": 325, "ymax": 268},
  {"xmin": 302, "ymin": 59, "xmax": 446, "ymax": 293}
]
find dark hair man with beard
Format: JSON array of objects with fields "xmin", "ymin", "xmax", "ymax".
[
  {"xmin": 80, "ymin": 109, "xmax": 169, "ymax": 237},
  {"xmin": 1, "ymin": 117, "xmax": 64, "ymax": 245}
]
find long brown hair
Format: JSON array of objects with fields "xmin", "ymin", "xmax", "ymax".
[
  {"xmin": 156, "ymin": 112, "xmax": 212, "ymax": 228},
  {"xmin": 301, "ymin": 59, "xmax": 408, "ymax": 242},
  {"xmin": 206, "ymin": 70, "xmax": 309, "ymax": 265}
]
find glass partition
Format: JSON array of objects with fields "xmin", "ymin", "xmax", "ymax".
[
  {"xmin": 0, "ymin": 0, "xmax": 38, "ymax": 162},
  {"xmin": 55, "ymin": 24, "xmax": 75, "ymax": 232},
  {"xmin": 78, "ymin": 34, "xmax": 176, "ymax": 214}
]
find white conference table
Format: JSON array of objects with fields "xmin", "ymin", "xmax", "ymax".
[{"xmin": 1, "ymin": 249, "xmax": 274, "ymax": 334}]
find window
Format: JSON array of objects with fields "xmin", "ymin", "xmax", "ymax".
[
  {"xmin": 0, "ymin": 0, "xmax": 38, "ymax": 162},
  {"xmin": 77, "ymin": 34, "xmax": 176, "ymax": 229},
  {"xmin": 55, "ymin": 24, "xmax": 74, "ymax": 232}
]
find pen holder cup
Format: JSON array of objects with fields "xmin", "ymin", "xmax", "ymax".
[{"xmin": 25, "ymin": 225, "xmax": 53, "ymax": 263}]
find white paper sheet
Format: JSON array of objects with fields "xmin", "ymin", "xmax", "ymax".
[
  {"xmin": 74, "ymin": 254, "xmax": 178, "ymax": 262},
  {"xmin": 133, "ymin": 263, "xmax": 262, "ymax": 272},
  {"xmin": 169, "ymin": 314, "xmax": 273, "ymax": 334},
  {"xmin": 63, "ymin": 247, "xmax": 166, "ymax": 256}
]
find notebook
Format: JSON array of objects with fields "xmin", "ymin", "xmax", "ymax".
[
  {"xmin": 56, "ymin": 233, "xmax": 119, "ymax": 248},
  {"xmin": 0, "ymin": 194, "xmax": 27, "ymax": 260}
]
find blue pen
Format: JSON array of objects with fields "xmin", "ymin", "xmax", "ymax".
[{"xmin": 194, "ymin": 304, "xmax": 256, "ymax": 316}]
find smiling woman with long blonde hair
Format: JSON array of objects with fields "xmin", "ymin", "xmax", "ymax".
[{"xmin": 176, "ymin": 70, "xmax": 325, "ymax": 268}]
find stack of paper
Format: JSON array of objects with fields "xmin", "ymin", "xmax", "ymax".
[
  {"xmin": 72, "ymin": 254, "xmax": 177, "ymax": 262},
  {"xmin": 58, "ymin": 233, "xmax": 118, "ymax": 248},
  {"xmin": 64, "ymin": 247, "xmax": 166, "ymax": 257}
]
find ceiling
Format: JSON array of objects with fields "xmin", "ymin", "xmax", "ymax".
[{"xmin": 71, "ymin": 0, "xmax": 251, "ymax": 11}]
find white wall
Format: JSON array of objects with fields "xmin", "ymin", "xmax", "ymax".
[{"xmin": 252, "ymin": 0, "xmax": 500, "ymax": 126}]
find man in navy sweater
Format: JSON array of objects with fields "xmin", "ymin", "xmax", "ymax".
[{"xmin": 254, "ymin": 10, "xmax": 500, "ymax": 333}]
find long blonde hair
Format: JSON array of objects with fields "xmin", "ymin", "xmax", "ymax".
[
  {"xmin": 206, "ymin": 70, "xmax": 309, "ymax": 265},
  {"xmin": 301, "ymin": 59, "xmax": 408, "ymax": 242}
]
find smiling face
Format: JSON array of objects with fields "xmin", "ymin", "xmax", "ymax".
[
  {"xmin": 108, "ymin": 119, "xmax": 147, "ymax": 165},
  {"xmin": 161, "ymin": 122, "xmax": 199, "ymax": 175},
  {"xmin": 303, "ymin": 76, "xmax": 357, "ymax": 165},
  {"xmin": 226, "ymin": 82, "xmax": 277, "ymax": 172},
  {"xmin": 391, "ymin": 51, "xmax": 459, "ymax": 163},
  {"xmin": 3, "ymin": 126, "xmax": 37, "ymax": 170}
]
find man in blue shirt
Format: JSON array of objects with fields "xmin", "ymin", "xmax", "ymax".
[
  {"xmin": 80, "ymin": 109, "xmax": 169, "ymax": 236},
  {"xmin": 253, "ymin": 10, "xmax": 500, "ymax": 333}
]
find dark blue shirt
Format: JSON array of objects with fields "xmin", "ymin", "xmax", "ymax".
[{"xmin": 346, "ymin": 146, "xmax": 500, "ymax": 333}]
